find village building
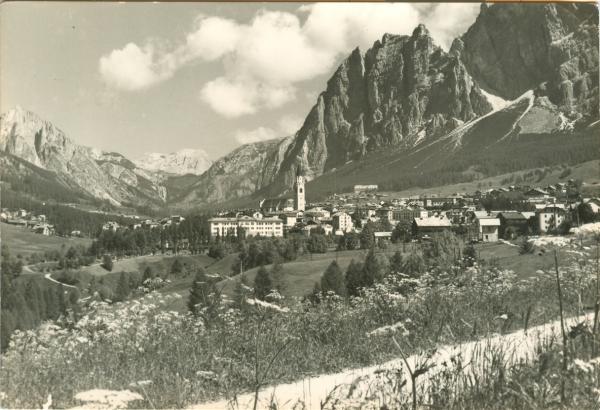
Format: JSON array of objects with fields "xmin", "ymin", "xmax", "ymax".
[
  {"xmin": 102, "ymin": 221, "xmax": 120, "ymax": 232},
  {"xmin": 353, "ymin": 184, "xmax": 378, "ymax": 193},
  {"xmin": 475, "ymin": 216, "xmax": 500, "ymax": 242},
  {"xmin": 536, "ymin": 205, "xmax": 567, "ymax": 233},
  {"xmin": 278, "ymin": 212, "xmax": 299, "ymax": 228},
  {"xmin": 32, "ymin": 223, "xmax": 53, "ymax": 236},
  {"xmin": 412, "ymin": 215, "xmax": 453, "ymax": 239},
  {"xmin": 498, "ymin": 212, "xmax": 530, "ymax": 239},
  {"xmin": 332, "ymin": 211, "xmax": 354, "ymax": 233},
  {"xmin": 209, "ymin": 215, "xmax": 284, "ymax": 238}
]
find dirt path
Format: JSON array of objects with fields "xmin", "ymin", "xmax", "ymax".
[
  {"xmin": 188, "ymin": 313, "xmax": 593, "ymax": 410},
  {"xmin": 44, "ymin": 273, "xmax": 78, "ymax": 289}
]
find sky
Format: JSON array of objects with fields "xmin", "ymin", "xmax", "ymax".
[{"xmin": 0, "ymin": 2, "xmax": 481, "ymax": 161}]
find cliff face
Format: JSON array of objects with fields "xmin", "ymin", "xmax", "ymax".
[
  {"xmin": 171, "ymin": 136, "xmax": 293, "ymax": 208},
  {"xmin": 0, "ymin": 107, "xmax": 167, "ymax": 206},
  {"xmin": 456, "ymin": 3, "xmax": 598, "ymax": 118},
  {"xmin": 268, "ymin": 25, "xmax": 493, "ymax": 192}
]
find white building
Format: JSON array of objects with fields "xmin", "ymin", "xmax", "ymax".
[
  {"xmin": 209, "ymin": 215, "xmax": 284, "ymax": 238},
  {"xmin": 333, "ymin": 212, "xmax": 354, "ymax": 233},
  {"xmin": 476, "ymin": 217, "xmax": 500, "ymax": 242},
  {"xmin": 537, "ymin": 205, "xmax": 567, "ymax": 233}
]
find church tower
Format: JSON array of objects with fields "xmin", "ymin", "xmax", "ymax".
[{"xmin": 294, "ymin": 165, "xmax": 306, "ymax": 211}]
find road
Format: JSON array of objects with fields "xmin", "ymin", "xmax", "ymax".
[{"xmin": 188, "ymin": 313, "xmax": 593, "ymax": 410}]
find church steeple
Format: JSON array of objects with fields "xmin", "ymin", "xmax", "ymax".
[{"xmin": 294, "ymin": 164, "xmax": 306, "ymax": 211}]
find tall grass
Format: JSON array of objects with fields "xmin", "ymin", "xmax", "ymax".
[{"xmin": 0, "ymin": 242, "xmax": 597, "ymax": 409}]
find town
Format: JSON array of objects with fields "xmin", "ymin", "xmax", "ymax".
[{"xmin": 3, "ymin": 170, "xmax": 599, "ymax": 253}]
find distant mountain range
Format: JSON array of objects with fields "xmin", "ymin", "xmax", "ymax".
[{"xmin": 1, "ymin": 3, "xmax": 598, "ymax": 211}]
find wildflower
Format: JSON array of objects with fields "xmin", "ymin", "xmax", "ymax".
[
  {"xmin": 195, "ymin": 370, "xmax": 217, "ymax": 380},
  {"xmin": 367, "ymin": 322, "xmax": 410, "ymax": 338},
  {"xmin": 246, "ymin": 298, "xmax": 289, "ymax": 313},
  {"xmin": 573, "ymin": 359, "xmax": 594, "ymax": 373},
  {"xmin": 129, "ymin": 380, "xmax": 152, "ymax": 388}
]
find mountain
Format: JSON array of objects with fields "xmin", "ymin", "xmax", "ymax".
[
  {"xmin": 175, "ymin": 3, "xmax": 598, "ymax": 208},
  {"xmin": 169, "ymin": 137, "xmax": 293, "ymax": 209},
  {"xmin": 135, "ymin": 149, "xmax": 212, "ymax": 176},
  {"xmin": 455, "ymin": 3, "xmax": 598, "ymax": 119},
  {"xmin": 0, "ymin": 106, "xmax": 167, "ymax": 207}
]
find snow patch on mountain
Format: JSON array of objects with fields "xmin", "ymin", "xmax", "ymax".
[{"xmin": 135, "ymin": 149, "xmax": 212, "ymax": 175}]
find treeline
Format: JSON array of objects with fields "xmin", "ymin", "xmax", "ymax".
[
  {"xmin": 1, "ymin": 189, "xmax": 137, "ymax": 237},
  {"xmin": 89, "ymin": 214, "xmax": 211, "ymax": 257},
  {"xmin": 1, "ymin": 245, "xmax": 79, "ymax": 351}
]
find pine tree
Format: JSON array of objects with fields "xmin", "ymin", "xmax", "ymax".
[
  {"xmin": 363, "ymin": 249, "xmax": 389, "ymax": 285},
  {"xmin": 234, "ymin": 273, "xmax": 252, "ymax": 309},
  {"xmin": 142, "ymin": 266, "xmax": 154, "ymax": 282},
  {"xmin": 321, "ymin": 260, "xmax": 346, "ymax": 297},
  {"xmin": 271, "ymin": 259, "xmax": 286, "ymax": 293},
  {"xmin": 56, "ymin": 284, "xmax": 67, "ymax": 315},
  {"xmin": 253, "ymin": 265, "xmax": 272, "ymax": 300},
  {"xmin": 115, "ymin": 272, "xmax": 130, "ymax": 302},
  {"xmin": 345, "ymin": 259, "xmax": 365, "ymax": 296},
  {"xmin": 390, "ymin": 251, "xmax": 404, "ymax": 273},
  {"xmin": 360, "ymin": 221, "xmax": 376, "ymax": 249},
  {"xmin": 403, "ymin": 249, "xmax": 426, "ymax": 277},
  {"xmin": 171, "ymin": 258, "xmax": 183, "ymax": 275},
  {"xmin": 188, "ymin": 268, "xmax": 209, "ymax": 313},
  {"xmin": 101, "ymin": 254, "xmax": 113, "ymax": 271}
]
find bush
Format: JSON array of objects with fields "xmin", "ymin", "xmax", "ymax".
[{"xmin": 101, "ymin": 255, "xmax": 113, "ymax": 271}]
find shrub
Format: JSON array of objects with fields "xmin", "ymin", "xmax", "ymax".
[{"xmin": 101, "ymin": 254, "xmax": 113, "ymax": 271}]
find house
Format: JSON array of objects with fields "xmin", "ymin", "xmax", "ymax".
[
  {"xmin": 374, "ymin": 231, "xmax": 392, "ymax": 245},
  {"xmin": 412, "ymin": 215, "xmax": 452, "ymax": 239},
  {"xmin": 392, "ymin": 207, "xmax": 428, "ymax": 225},
  {"xmin": 260, "ymin": 197, "xmax": 295, "ymax": 214},
  {"xmin": 209, "ymin": 215, "xmax": 283, "ymax": 238},
  {"xmin": 475, "ymin": 217, "xmax": 500, "ymax": 242},
  {"xmin": 102, "ymin": 221, "xmax": 120, "ymax": 232},
  {"xmin": 32, "ymin": 223, "xmax": 53, "ymax": 236},
  {"xmin": 354, "ymin": 185, "xmax": 378, "ymax": 193},
  {"xmin": 523, "ymin": 188, "xmax": 551, "ymax": 203},
  {"xmin": 332, "ymin": 212, "xmax": 354, "ymax": 233},
  {"xmin": 304, "ymin": 207, "xmax": 331, "ymax": 221},
  {"xmin": 498, "ymin": 212, "xmax": 529, "ymax": 239},
  {"xmin": 536, "ymin": 205, "xmax": 567, "ymax": 233},
  {"xmin": 278, "ymin": 212, "xmax": 299, "ymax": 228}
]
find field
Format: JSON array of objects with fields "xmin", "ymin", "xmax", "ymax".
[{"xmin": 0, "ymin": 222, "xmax": 92, "ymax": 258}]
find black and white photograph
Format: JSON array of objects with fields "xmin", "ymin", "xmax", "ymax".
[{"xmin": 0, "ymin": 1, "xmax": 599, "ymax": 408}]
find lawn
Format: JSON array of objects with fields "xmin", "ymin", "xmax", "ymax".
[{"xmin": 1, "ymin": 222, "xmax": 93, "ymax": 258}]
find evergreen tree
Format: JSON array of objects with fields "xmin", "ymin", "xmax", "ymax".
[
  {"xmin": 345, "ymin": 259, "xmax": 365, "ymax": 296},
  {"xmin": 463, "ymin": 244, "xmax": 477, "ymax": 267},
  {"xmin": 253, "ymin": 265, "xmax": 272, "ymax": 300},
  {"xmin": 101, "ymin": 254, "xmax": 113, "ymax": 271},
  {"xmin": 188, "ymin": 268, "xmax": 220, "ymax": 323},
  {"xmin": 234, "ymin": 273, "xmax": 252, "ymax": 309},
  {"xmin": 271, "ymin": 259, "xmax": 286, "ymax": 293},
  {"xmin": 56, "ymin": 284, "xmax": 67, "ymax": 315},
  {"xmin": 363, "ymin": 249, "xmax": 389, "ymax": 285},
  {"xmin": 307, "ymin": 234, "xmax": 328, "ymax": 253},
  {"xmin": 171, "ymin": 258, "xmax": 183, "ymax": 275},
  {"xmin": 115, "ymin": 272, "xmax": 130, "ymax": 302},
  {"xmin": 142, "ymin": 266, "xmax": 154, "ymax": 282},
  {"xmin": 321, "ymin": 260, "xmax": 346, "ymax": 297},
  {"xmin": 360, "ymin": 221, "xmax": 376, "ymax": 249},
  {"xmin": 390, "ymin": 251, "xmax": 404, "ymax": 273},
  {"xmin": 403, "ymin": 249, "xmax": 426, "ymax": 277}
]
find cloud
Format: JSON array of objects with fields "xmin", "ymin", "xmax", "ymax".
[
  {"xmin": 234, "ymin": 126, "xmax": 278, "ymax": 145},
  {"xmin": 199, "ymin": 77, "xmax": 295, "ymax": 118},
  {"xmin": 100, "ymin": 4, "xmax": 481, "ymax": 113},
  {"xmin": 99, "ymin": 43, "xmax": 176, "ymax": 91}
]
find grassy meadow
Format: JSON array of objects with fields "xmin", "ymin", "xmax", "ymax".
[
  {"xmin": 0, "ymin": 222, "xmax": 92, "ymax": 258},
  {"xmin": 1, "ymin": 227, "xmax": 598, "ymax": 409}
]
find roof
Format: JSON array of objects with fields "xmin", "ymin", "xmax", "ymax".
[
  {"xmin": 413, "ymin": 216, "xmax": 452, "ymax": 227},
  {"xmin": 374, "ymin": 231, "xmax": 392, "ymax": 237},
  {"xmin": 498, "ymin": 212, "xmax": 527, "ymax": 220},
  {"xmin": 478, "ymin": 218, "xmax": 500, "ymax": 226}
]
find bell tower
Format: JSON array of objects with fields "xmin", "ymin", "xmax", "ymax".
[{"xmin": 294, "ymin": 165, "xmax": 306, "ymax": 211}]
